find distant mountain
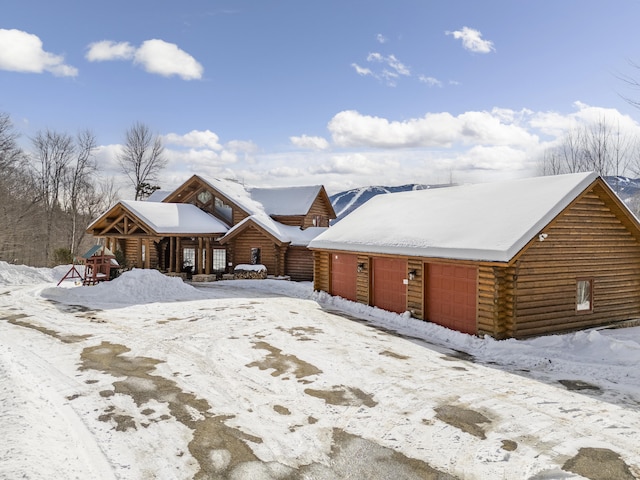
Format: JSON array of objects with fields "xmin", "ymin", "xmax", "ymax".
[
  {"xmin": 329, "ymin": 176, "xmax": 640, "ymax": 223},
  {"xmin": 329, "ymin": 183, "xmax": 452, "ymax": 223},
  {"xmin": 604, "ymin": 176, "xmax": 640, "ymax": 200}
]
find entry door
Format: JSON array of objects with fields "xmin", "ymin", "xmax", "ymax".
[
  {"xmin": 426, "ymin": 263, "xmax": 477, "ymax": 334},
  {"xmin": 372, "ymin": 257, "xmax": 407, "ymax": 314},
  {"xmin": 331, "ymin": 254, "xmax": 358, "ymax": 302}
]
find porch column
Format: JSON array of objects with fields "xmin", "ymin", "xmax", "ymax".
[
  {"xmin": 144, "ymin": 238, "xmax": 151, "ymax": 268},
  {"xmin": 205, "ymin": 238, "xmax": 211, "ymax": 275},
  {"xmin": 196, "ymin": 238, "xmax": 202, "ymax": 274},
  {"xmin": 169, "ymin": 237, "xmax": 175, "ymax": 273},
  {"xmin": 136, "ymin": 238, "xmax": 142, "ymax": 268},
  {"xmin": 175, "ymin": 237, "xmax": 181, "ymax": 271}
]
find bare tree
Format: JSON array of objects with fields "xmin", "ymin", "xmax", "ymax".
[
  {"xmin": 539, "ymin": 116, "xmax": 638, "ymax": 193},
  {"xmin": 118, "ymin": 122, "xmax": 167, "ymax": 200},
  {"xmin": 31, "ymin": 129, "xmax": 76, "ymax": 264},
  {"xmin": 0, "ymin": 112, "xmax": 23, "ymax": 170},
  {"xmin": 63, "ymin": 130, "xmax": 98, "ymax": 256},
  {"xmin": 0, "ymin": 113, "xmax": 36, "ymax": 264}
]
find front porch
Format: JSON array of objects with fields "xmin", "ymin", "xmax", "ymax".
[{"xmin": 103, "ymin": 235, "xmax": 229, "ymax": 277}]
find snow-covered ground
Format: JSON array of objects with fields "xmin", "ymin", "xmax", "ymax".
[{"xmin": 1, "ymin": 262, "xmax": 640, "ymax": 479}]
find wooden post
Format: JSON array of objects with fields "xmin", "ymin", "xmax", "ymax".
[
  {"xmin": 205, "ymin": 238, "xmax": 211, "ymax": 275},
  {"xmin": 136, "ymin": 238, "xmax": 142, "ymax": 268},
  {"xmin": 144, "ymin": 239, "xmax": 151, "ymax": 269},
  {"xmin": 175, "ymin": 237, "xmax": 181, "ymax": 272},
  {"xmin": 196, "ymin": 238, "xmax": 203, "ymax": 274},
  {"xmin": 169, "ymin": 237, "xmax": 175, "ymax": 273}
]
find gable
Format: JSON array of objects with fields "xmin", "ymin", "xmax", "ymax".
[
  {"xmin": 87, "ymin": 200, "xmax": 229, "ymax": 237},
  {"xmin": 87, "ymin": 203, "xmax": 156, "ymax": 236},
  {"xmin": 309, "ymin": 187, "xmax": 337, "ymax": 220},
  {"xmin": 218, "ymin": 217, "xmax": 287, "ymax": 246},
  {"xmin": 161, "ymin": 175, "xmax": 256, "ymax": 223}
]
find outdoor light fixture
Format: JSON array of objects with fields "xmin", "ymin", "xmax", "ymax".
[
  {"xmin": 357, "ymin": 262, "xmax": 366, "ymax": 272},
  {"xmin": 408, "ymin": 269, "xmax": 417, "ymax": 280},
  {"xmin": 538, "ymin": 233, "xmax": 548, "ymax": 242}
]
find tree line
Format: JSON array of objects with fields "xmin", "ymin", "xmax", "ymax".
[
  {"xmin": 538, "ymin": 115, "xmax": 640, "ymax": 180},
  {"xmin": 0, "ymin": 113, "xmax": 166, "ymax": 267}
]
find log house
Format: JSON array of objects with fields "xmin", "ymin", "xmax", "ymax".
[{"xmin": 87, "ymin": 175, "xmax": 336, "ymax": 281}]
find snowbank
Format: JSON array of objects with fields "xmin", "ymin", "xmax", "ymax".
[
  {"xmin": 41, "ymin": 268, "xmax": 206, "ymax": 306},
  {"xmin": 0, "ymin": 261, "xmax": 57, "ymax": 285}
]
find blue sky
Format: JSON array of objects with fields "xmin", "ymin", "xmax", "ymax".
[{"xmin": 3, "ymin": 1, "xmax": 640, "ymax": 196}]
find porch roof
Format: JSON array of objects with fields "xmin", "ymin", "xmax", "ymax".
[{"xmin": 120, "ymin": 200, "xmax": 229, "ymax": 235}]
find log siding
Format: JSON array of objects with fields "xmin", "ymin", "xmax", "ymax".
[{"xmin": 513, "ymin": 190, "xmax": 640, "ymax": 337}]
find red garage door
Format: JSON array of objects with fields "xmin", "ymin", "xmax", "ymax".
[
  {"xmin": 372, "ymin": 257, "xmax": 407, "ymax": 314},
  {"xmin": 426, "ymin": 263, "xmax": 477, "ymax": 334},
  {"xmin": 331, "ymin": 254, "xmax": 358, "ymax": 302}
]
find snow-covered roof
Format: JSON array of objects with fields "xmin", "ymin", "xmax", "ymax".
[
  {"xmin": 197, "ymin": 177, "xmax": 265, "ymax": 216},
  {"xmin": 308, "ymin": 172, "xmax": 600, "ymax": 262},
  {"xmin": 279, "ymin": 225, "xmax": 328, "ymax": 246},
  {"xmin": 249, "ymin": 186, "xmax": 323, "ymax": 216},
  {"xmin": 220, "ymin": 214, "xmax": 327, "ymax": 246},
  {"xmin": 146, "ymin": 190, "xmax": 172, "ymax": 202},
  {"xmin": 121, "ymin": 200, "xmax": 229, "ymax": 234}
]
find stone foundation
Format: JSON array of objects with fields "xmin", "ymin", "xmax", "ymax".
[
  {"xmin": 165, "ymin": 272, "xmax": 187, "ymax": 280},
  {"xmin": 191, "ymin": 274, "xmax": 218, "ymax": 282}
]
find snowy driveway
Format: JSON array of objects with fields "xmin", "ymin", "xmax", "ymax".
[{"xmin": 1, "ymin": 268, "xmax": 640, "ymax": 479}]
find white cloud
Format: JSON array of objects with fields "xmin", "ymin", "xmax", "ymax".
[
  {"xmin": 0, "ymin": 29, "xmax": 78, "ymax": 77},
  {"xmin": 351, "ymin": 63, "xmax": 373, "ymax": 76},
  {"xmin": 419, "ymin": 75, "xmax": 442, "ymax": 87},
  {"xmin": 310, "ymin": 153, "xmax": 387, "ymax": 175},
  {"xmin": 376, "ymin": 34, "xmax": 387, "ymax": 44},
  {"xmin": 85, "ymin": 38, "xmax": 203, "ymax": 80},
  {"xmin": 225, "ymin": 140, "xmax": 258, "ymax": 153},
  {"xmin": 162, "ymin": 130, "xmax": 257, "ymax": 174},
  {"xmin": 135, "ymin": 39, "xmax": 203, "ymax": 80},
  {"xmin": 353, "ymin": 52, "xmax": 411, "ymax": 86},
  {"xmin": 446, "ymin": 26, "xmax": 495, "ymax": 54},
  {"xmin": 164, "ymin": 130, "xmax": 222, "ymax": 150},
  {"xmin": 290, "ymin": 134, "xmax": 330, "ymax": 150},
  {"xmin": 367, "ymin": 53, "xmax": 410, "ymax": 76},
  {"xmin": 328, "ymin": 109, "xmax": 537, "ymax": 149},
  {"xmin": 86, "ymin": 40, "xmax": 135, "ymax": 61}
]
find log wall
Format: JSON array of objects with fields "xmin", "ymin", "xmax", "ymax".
[
  {"xmin": 313, "ymin": 251, "xmax": 331, "ymax": 293},
  {"xmin": 477, "ymin": 265, "xmax": 517, "ymax": 339},
  {"xmin": 407, "ymin": 259, "xmax": 423, "ymax": 319},
  {"xmin": 356, "ymin": 255, "xmax": 370, "ymax": 305},
  {"xmin": 513, "ymin": 189, "xmax": 640, "ymax": 337},
  {"xmin": 231, "ymin": 225, "xmax": 281, "ymax": 276},
  {"xmin": 285, "ymin": 246, "xmax": 314, "ymax": 281}
]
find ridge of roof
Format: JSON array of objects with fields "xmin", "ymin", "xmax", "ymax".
[{"xmin": 308, "ymin": 172, "xmax": 599, "ymax": 262}]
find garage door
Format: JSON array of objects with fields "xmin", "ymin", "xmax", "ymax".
[
  {"xmin": 372, "ymin": 257, "xmax": 407, "ymax": 314},
  {"xmin": 331, "ymin": 253, "xmax": 358, "ymax": 302},
  {"xmin": 426, "ymin": 263, "xmax": 477, "ymax": 334}
]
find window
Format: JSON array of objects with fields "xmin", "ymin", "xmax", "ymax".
[
  {"xmin": 576, "ymin": 279, "xmax": 593, "ymax": 312},
  {"xmin": 212, "ymin": 249, "xmax": 226, "ymax": 272},
  {"xmin": 251, "ymin": 247, "xmax": 261, "ymax": 265},
  {"xmin": 182, "ymin": 247, "xmax": 195, "ymax": 271},
  {"xmin": 214, "ymin": 196, "xmax": 233, "ymax": 223},
  {"xmin": 312, "ymin": 215, "xmax": 327, "ymax": 227},
  {"xmin": 197, "ymin": 190, "xmax": 212, "ymax": 205}
]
